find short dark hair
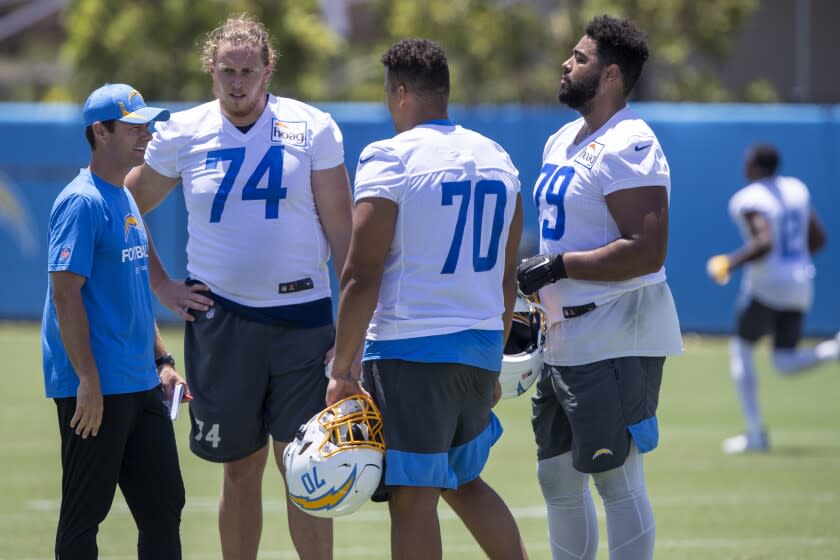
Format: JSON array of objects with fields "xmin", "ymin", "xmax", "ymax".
[
  {"xmin": 85, "ymin": 119, "xmax": 116, "ymax": 150},
  {"xmin": 381, "ymin": 39, "xmax": 450, "ymax": 104},
  {"xmin": 748, "ymin": 143, "xmax": 780, "ymax": 175},
  {"xmin": 585, "ymin": 15, "xmax": 649, "ymax": 96}
]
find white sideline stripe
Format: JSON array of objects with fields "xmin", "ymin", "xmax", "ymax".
[
  {"xmin": 10, "ymin": 537, "xmax": 839, "ymax": 560},
  {"xmin": 24, "ymin": 491, "xmax": 840, "ymax": 517}
]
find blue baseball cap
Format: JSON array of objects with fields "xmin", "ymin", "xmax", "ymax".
[{"xmin": 82, "ymin": 83, "xmax": 170, "ymax": 127}]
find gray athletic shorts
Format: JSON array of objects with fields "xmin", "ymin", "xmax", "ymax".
[
  {"xmin": 363, "ymin": 359, "xmax": 502, "ymax": 489},
  {"xmin": 532, "ymin": 356, "xmax": 664, "ymax": 473},
  {"xmin": 184, "ymin": 303, "xmax": 333, "ymax": 463}
]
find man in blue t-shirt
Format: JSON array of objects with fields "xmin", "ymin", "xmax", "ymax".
[{"xmin": 41, "ymin": 83, "xmax": 188, "ymax": 559}]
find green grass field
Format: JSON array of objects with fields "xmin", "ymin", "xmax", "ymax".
[{"xmin": 1, "ymin": 323, "xmax": 838, "ymax": 559}]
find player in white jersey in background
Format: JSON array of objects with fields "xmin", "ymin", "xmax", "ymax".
[
  {"xmin": 326, "ymin": 39, "xmax": 527, "ymax": 560},
  {"xmin": 707, "ymin": 143, "xmax": 839, "ymax": 454},
  {"xmin": 125, "ymin": 14, "xmax": 352, "ymax": 560},
  {"xmin": 516, "ymin": 15, "xmax": 682, "ymax": 560}
]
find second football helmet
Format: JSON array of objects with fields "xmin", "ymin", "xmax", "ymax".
[
  {"xmin": 283, "ymin": 394, "xmax": 385, "ymax": 518},
  {"xmin": 500, "ymin": 296, "xmax": 549, "ymax": 399}
]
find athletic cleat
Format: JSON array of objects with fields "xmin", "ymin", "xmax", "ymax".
[{"xmin": 722, "ymin": 431, "xmax": 769, "ymax": 454}]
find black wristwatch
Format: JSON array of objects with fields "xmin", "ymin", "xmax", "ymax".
[{"xmin": 155, "ymin": 353, "xmax": 176, "ymax": 369}]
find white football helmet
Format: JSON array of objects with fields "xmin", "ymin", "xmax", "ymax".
[
  {"xmin": 500, "ymin": 296, "xmax": 549, "ymax": 399},
  {"xmin": 283, "ymin": 394, "xmax": 385, "ymax": 518}
]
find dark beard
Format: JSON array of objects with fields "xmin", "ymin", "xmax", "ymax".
[{"xmin": 558, "ymin": 71, "xmax": 600, "ymax": 110}]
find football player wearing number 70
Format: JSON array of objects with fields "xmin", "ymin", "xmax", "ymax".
[
  {"xmin": 515, "ymin": 15, "xmax": 682, "ymax": 560},
  {"xmin": 706, "ymin": 143, "xmax": 839, "ymax": 455},
  {"xmin": 125, "ymin": 13, "xmax": 352, "ymax": 560},
  {"xmin": 326, "ymin": 39, "xmax": 527, "ymax": 560}
]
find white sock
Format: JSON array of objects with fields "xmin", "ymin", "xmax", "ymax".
[
  {"xmin": 593, "ymin": 444, "xmax": 655, "ymax": 560},
  {"xmin": 772, "ymin": 338, "xmax": 840, "ymax": 375},
  {"xmin": 730, "ymin": 337, "xmax": 764, "ymax": 437},
  {"xmin": 537, "ymin": 453, "xmax": 598, "ymax": 560}
]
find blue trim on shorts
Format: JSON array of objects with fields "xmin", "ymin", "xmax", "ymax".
[
  {"xmin": 628, "ymin": 416, "xmax": 659, "ymax": 453},
  {"xmin": 384, "ymin": 412, "xmax": 503, "ymax": 489},
  {"xmin": 449, "ymin": 412, "xmax": 503, "ymax": 486},
  {"xmin": 363, "ymin": 330, "xmax": 503, "ymax": 371}
]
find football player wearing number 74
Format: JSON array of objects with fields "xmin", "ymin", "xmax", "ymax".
[
  {"xmin": 125, "ymin": 13, "xmax": 353, "ymax": 560},
  {"xmin": 515, "ymin": 15, "xmax": 682, "ymax": 560},
  {"xmin": 706, "ymin": 143, "xmax": 839, "ymax": 454}
]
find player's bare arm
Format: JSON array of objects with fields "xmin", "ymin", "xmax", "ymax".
[
  {"xmin": 706, "ymin": 211, "xmax": 773, "ymax": 285},
  {"xmin": 807, "ymin": 210, "xmax": 827, "ymax": 253},
  {"xmin": 312, "ymin": 163, "xmax": 353, "ymax": 278},
  {"xmin": 494, "ymin": 194, "xmax": 524, "ymax": 406},
  {"xmin": 729, "ymin": 211, "xmax": 773, "ymax": 267},
  {"xmin": 327, "ymin": 197, "xmax": 397, "ymax": 405},
  {"xmin": 51, "ymin": 270, "xmax": 102, "ymax": 438},
  {"xmin": 564, "ymin": 184, "xmax": 668, "ymax": 281},
  {"xmin": 126, "ymin": 164, "xmax": 180, "ymax": 214},
  {"xmin": 502, "ymin": 195, "xmax": 524, "ymax": 342},
  {"xmin": 127, "ymin": 170, "xmax": 214, "ymax": 321},
  {"xmin": 518, "ymin": 185, "xmax": 669, "ymax": 293},
  {"xmin": 313, "ymin": 162, "xmax": 354, "ymax": 370},
  {"xmin": 141, "ymin": 220, "xmax": 213, "ymax": 322}
]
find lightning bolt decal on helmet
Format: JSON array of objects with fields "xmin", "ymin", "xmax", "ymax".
[{"xmin": 283, "ymin": 394, "xmax": 385, "ymax": 518}]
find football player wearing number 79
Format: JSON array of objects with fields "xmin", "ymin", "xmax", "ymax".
[
  {"xmin": 516, "ymin": 15, "xmax": 682, "ymax": 560},
  {"xmin": 706, "ymin": 143, "xmax": 839, "ymax": 455},
  {"xmin": 326, "ymin": 39, "xmax": 527, "ymax": 560},
  {"xmin": 125, "ymin": 13, "xmax": 353, "ymax": 560}
]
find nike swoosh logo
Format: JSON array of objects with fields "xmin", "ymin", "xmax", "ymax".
[
  {"xmin": 359, "ymin": 154, "xmax": 375, "ymax": 164},
  {"xmin": 634, "ymin": 144, "xmax": 652, "ymax": 152}
]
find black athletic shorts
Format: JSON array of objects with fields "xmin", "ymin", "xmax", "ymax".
[
  {"xmin": 532, "ymin": 356, "xmax": 664, "ymax": 473},
  {"xmin": 185, "ymin": 303, "xmax": 333, "ymax": 462},
  {"xmin": 736, "ymin": 298, "xmax": 804, "ymax": 349}
]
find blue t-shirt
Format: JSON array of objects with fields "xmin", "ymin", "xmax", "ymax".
[{"xmin": 41, "ymin": 169, "xmax": 159, "ymax": 398}]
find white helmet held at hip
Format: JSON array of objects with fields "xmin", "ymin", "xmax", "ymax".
[
  {"xmin": 283, "ymin": 394, "xmax": 385, "ymax": 518},
  {"xmin": 500, "ymin": 296, "xmax": 548, "ymax": 399}
]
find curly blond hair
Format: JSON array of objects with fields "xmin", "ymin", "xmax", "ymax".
[{"xmin": 200, "ymin": 13, "xmax": 277, "ymax": 72}]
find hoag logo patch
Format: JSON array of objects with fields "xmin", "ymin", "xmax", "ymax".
[
  {"xmin": 574, "ymin": 141, "xmax": 605, "ymax": 169},
  {"xmin": 272, "ymin": 119, "xmax": 307, "ymax": 146}
]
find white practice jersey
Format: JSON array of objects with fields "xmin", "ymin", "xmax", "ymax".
[
  {"xmin": 144, "ymin": 95, "xmax": 345, "ymax": 307},
  {"xmin": 537, "ymin": 107, "xmax": 671, "ymax": 315},
  {"xmin": 729, "ymin": 176, "xmax": 815, "ymax": 310},
  {"xmin": 354, "ymin": 123, "xmax": 520, "ymax": 341},
  {"xmin": 535, "ymin": 107, "xmax": 682, "ymax": 365}
]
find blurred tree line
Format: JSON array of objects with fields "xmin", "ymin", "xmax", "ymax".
[{"xmin": 46, "ymin": 0, "xmax": 768, "ymax": 104}]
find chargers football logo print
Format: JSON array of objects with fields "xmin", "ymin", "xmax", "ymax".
[
  {"xmin": 289, "ymin": 466, "xmax": 357, "ymax": 512},
  {"xmin": 592, "ymin": 448, "xmax": 614, "ymax": 460},
  {"xmin": 123, "ymin": 214, "xmax": 142, "ymax": 242}
]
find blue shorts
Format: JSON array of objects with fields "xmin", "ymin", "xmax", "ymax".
[{"xmin": 362, "ymin": 359, "xmax": 502, "ymax": 490}]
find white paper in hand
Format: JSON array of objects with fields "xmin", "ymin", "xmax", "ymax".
[{"xmin": 169, "ymin": 383, "xmax": 184, "ymax": 421}]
